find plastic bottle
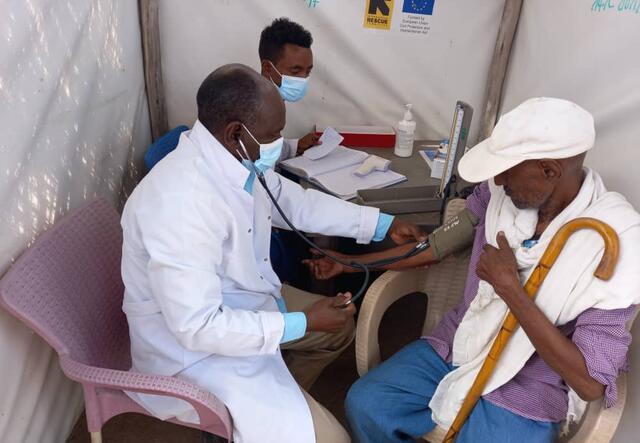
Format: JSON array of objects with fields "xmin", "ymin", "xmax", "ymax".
[{"xmin": 394, "ymin": 104, "xmax": 416, "ymax": 157}]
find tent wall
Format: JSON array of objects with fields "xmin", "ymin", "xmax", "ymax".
[
  {"xmin": 158, "ymin": 0, "xmax": 506, "ymax": 143},
  {"xmin": 0, "ymin": 1, "xmax": 151, "ymax": 442},
  {"xmin": 500, "ymin": 1, "xmax": 640, "ymax": 441},
  {"xmin": 501, "ymin": 0, "xmax": 640, "ymax": 210}
]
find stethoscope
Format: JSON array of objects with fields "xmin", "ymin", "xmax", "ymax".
[{"xmin": 236, "ymin": 137, "xmax": 430, "ymax": 308}]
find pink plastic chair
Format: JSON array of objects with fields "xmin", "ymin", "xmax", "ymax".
[{"xmin": 0, "ymin": 199, "xmax": 233, "ymax": 443}]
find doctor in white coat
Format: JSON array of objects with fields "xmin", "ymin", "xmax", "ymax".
[{"xmin": 121, "ymin": 64, "xmax": 424, "ymax": 443}]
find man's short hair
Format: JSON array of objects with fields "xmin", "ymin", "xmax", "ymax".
[
  {"xmin": 258, "ymin": 18, "xmax": 313, "ymax": 63},
  {"xmin": 196, "ymin": 64, "xmax": 261, "ymax": 133}
]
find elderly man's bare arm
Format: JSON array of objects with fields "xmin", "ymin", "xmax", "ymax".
[{"xmin": 477, "ymin": 233, "xmax": 606, "ymax": 401}]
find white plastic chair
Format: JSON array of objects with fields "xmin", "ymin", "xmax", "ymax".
[{"xmin": 355, "ymin": 199, "xmax": 630, "ymax": 443}]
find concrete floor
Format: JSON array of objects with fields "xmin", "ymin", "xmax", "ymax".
[{"xmin": 66, "ymin": 292, "xmax": 427, "ymax": 442}]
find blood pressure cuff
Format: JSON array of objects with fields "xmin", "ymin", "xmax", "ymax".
[{"xmin": 428, "ymin": 208, "xmax": 479, "ymax": 260}]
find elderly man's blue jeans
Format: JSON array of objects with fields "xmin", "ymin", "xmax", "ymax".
[{"xmin": 345, "ymin": 340, "xmax": 559, "ymax": 443}]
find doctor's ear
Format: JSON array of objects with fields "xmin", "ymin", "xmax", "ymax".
[{"xmin": 222, "ymin": 121, "xmax": 243, "ymax": 149}]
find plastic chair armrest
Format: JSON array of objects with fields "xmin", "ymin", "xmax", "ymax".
[
  {"xmin": 59, "ymin": 355, "xmax": 232, "ymax": 436},
  {"xmin": 567, "ymin": 374, "xmax": 627, "ymax": 443},
  {"xmin": 356, "ymin": 268, "xmax": 424, "ymax": 376}
]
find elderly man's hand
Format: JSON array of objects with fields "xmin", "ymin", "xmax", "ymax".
[
  {"xmin": 476, "ymin": 232, "xmax": 523, "ymax": 302},
  {"xmin": 297, "ymin": 132, "xmax": 321, "ymax": 153},
  {"xmin": 303, "ymin": 250, "xmax": 347, "ymax": 280},
  {"xmin": 387, "ymin": 219, "xmax": 427, "ymax": 245}
]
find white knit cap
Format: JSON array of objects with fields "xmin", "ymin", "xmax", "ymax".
[{"xmin": 458, "ymin": 97, "xmax": 595, "ymax": 183}]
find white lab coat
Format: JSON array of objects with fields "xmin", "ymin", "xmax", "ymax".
[{"xmin": 121, "ymin": 120, "xmax": 380, "ymax": 443}]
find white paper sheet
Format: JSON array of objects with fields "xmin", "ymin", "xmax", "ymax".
[
  {"xmin": 311, "ymin": 168, "xmax": 406, "ymax": 200},
  {"xmin": 281, "ymin": 146, "xmax": 368, "ymax": 178},
  {"xmin": 302, "ymin": 126, "xmax": 343, "ymax": 160}
]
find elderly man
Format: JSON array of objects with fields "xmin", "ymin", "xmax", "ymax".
[
  {"xmin": 121, "ymin": 64, "xmax": 423, "ymax": 443},
  {"xmin": 305, "ymin": 98, "xmax": 640, "ymax": 442}
]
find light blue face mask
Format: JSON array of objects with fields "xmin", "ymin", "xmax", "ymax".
[
  {"xmin": 237, "ymin": 124, "xmax": 283, "ymax": 176},
  {"xmin": 269, "ymin": 61, "xmax": 309, "ymax": 102}
]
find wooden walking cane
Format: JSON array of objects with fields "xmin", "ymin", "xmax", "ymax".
[{"xmin": 442, "ymin": 217, "xmax": 620, "ymax": 443}]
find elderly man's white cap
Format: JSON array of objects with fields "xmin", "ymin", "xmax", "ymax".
[{"xmin": 458, "ymin": 97, "xmax": 595, "ymax": 183}]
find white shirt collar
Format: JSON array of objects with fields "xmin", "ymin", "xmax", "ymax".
[{"xmin": 189, "ymin": 119, "xmax": 251, "ymax": 191}]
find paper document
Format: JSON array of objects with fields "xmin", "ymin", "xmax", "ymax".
[
  {"xmin": 282, "ymin": 146, "xmax": 368, "ymax": 178},
  {"xmin": 311, "ymin": 169, "xmax": 406, "ymax": 200},
  {"xmin": 303, "ymin": 127, "xmax": 343, "ymax": 160},
  {"xmin": 280, "ymin": 146, "xmax": 406, "ymax": 200}
]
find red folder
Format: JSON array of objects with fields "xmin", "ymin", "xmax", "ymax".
[{"xmin": 315, "ymin": 125, "xmax": 396, "ymax": 148}]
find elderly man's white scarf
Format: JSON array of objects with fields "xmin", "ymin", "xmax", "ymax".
[{"xmin": 429, "ymin": 168, "xmax": 640, "ymax": 429}]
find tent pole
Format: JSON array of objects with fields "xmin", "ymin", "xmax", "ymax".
[
  {"xmin": 139, "ymin": 0, "xmax": 169, "ymax": 141},
  {"xmin": 478, "ymin": 0, "xmax": 524, "ymax": 141}
]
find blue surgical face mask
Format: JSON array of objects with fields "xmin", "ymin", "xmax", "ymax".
[
  {"xmin": 269, "ymin": 61, "xmax": 309, "ymax": 102},
  {"xmin": 237, "ymin": 124, "xmax": 283, "ymax": 175}
]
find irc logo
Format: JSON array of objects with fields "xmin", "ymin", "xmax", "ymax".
[{"xmin": 364, "ymin": 0, "xmax": 395, "ymax": 30}]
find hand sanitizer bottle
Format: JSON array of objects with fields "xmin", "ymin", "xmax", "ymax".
[{"xmin": 394, "ymin": 104, "xmax": 416, "ymax": 157}]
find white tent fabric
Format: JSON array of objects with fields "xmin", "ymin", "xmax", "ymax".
[
  {"xmin": 158, "ymin": 0, "xmax": 505, "ymax": 143},
  {"xmin": 500, "ymin": 2, "xmax": 640, "ymax": 441},
  {"xmin": 0, "ymin": 1, "xmax": 151, "ymax": 442}
]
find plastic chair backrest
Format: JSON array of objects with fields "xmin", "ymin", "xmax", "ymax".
[{"xmin": 0, "ymin": 199, "xmax": 130, "ymax": 370}]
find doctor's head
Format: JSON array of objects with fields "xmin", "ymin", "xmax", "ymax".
[
  {"xmin": 197, "ymin": 64, "xmax": 285, "ymax": 163},
  {"xmin": 458, "ymin": 98, "xmax": 595, "ymax": 210},
  {"xmin": 259, "ymin": 18, "xmax": 313, "ymax": 102}
]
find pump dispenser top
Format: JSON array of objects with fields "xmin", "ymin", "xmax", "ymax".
[{"xmin": 402, "ymin": 104, "xmax": 413, "ymax": 122}]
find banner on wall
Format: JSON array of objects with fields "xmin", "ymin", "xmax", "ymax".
[
  {"xmin": 364, "ymin": 0, "xmax": 436, "ymax": 35},
  {"xmin": 363, "ymin": 0, "xmax": 395, "ymax": 30}
]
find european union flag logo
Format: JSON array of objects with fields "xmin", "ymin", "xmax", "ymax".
[{"xmin": 402, "ymin": 0, "xmax": 435, "ymax": 15}]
